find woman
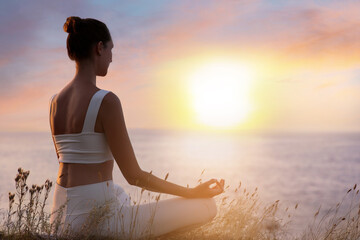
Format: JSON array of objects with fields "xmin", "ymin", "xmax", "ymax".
[{"xmin": 49, "ymin": 16, "xmax": 225, "ymax": 238}]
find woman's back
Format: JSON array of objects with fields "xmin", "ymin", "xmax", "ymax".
[
  {"xmin": 50, "ymin": 84, "xmax": 114, "ymax": 188},
  {"xmin": 51, "ymin": 85, "xmax": 102, "ymax": 135}
]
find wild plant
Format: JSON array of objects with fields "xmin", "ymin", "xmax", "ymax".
[
  {"xmin": 1, "ymin": 168, "xmax": 63, "ymax": 238},
  {"xmin": 300, "ymin": 184, "xmax": 360, "ymax": 240}
]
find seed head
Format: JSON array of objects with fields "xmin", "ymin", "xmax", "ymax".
[
  {"xmin": 23, "ymin": 171, "xmax": 30, "ymax": 179},
  {"xmin": 45, "ymin": 179, "xmax": 52, "ymax": 190},
  {"xmin": 15, "ymin": 175, "xmax": 21, "ymax": 182},
  {"xmin": 8, "ymin": 192, "xmax": 15, "ymax": 201}
]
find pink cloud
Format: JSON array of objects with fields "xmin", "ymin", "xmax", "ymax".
[
  {"xmin": 1, "ymin": 0, "xmax": 360, "ymax": 132},
  {"xmin": 109, "ymin": 0, "xmax": 360, "ymax": 77}
]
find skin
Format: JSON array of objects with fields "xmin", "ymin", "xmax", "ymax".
[{"xmin": 50, "ymin": 39, "xmax": 225, "ymax": 198}]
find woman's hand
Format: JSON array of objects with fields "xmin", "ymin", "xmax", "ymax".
[{"xmin": 188, "ymin": 179, "xmax": 225, "ymax": 198}]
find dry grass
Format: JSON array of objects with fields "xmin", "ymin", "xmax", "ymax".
[
  {"xmin": 1, "ymin": 168, "xmax": 55, "ymax": 239},
  {"xmin": 156, "ymin": 183, "xmax": 294, "ymax": 240},
  {"xmin": 299, "ymin": 184, "xmax": 360, "ymax": 240},
  {"xmin": 1, "ymin": 168, "xmax": 360, "ymax": 240}
]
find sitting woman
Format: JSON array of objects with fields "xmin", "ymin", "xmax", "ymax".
[{"xmin": 49, "ymin": 16, "xmax": 225, "ymax": 238}]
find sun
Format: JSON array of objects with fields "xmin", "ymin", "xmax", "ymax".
[{"xmin": 188, "ymin": 60, "xmax": 253, "ymax": 128}]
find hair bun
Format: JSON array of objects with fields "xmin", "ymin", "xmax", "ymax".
[{"xmin": 63, "ymin": 16, "xmax": 82, "ymax": 34}]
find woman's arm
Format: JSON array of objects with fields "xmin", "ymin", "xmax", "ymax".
[
  {"xmin": 100, "ymin": 92, "xmax": 224, "ymax": 198},
  {"xmin": 129, "ymin": 170, "xmax": 223, "ymax": 198}
]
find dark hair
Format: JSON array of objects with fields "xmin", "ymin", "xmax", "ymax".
[{"xmin": 63, "ymin": 16, "xmax": 111, "ymax": 61}]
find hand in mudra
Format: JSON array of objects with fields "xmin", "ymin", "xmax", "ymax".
[{"xmin": 190, "ymin": 179, "xmax": 225, "ymax": 198}]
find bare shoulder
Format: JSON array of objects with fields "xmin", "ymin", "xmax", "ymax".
[
  {"xmin": 103, "ymin": 91, "xmax": 121, "ymax": 106},
  {"xmin": 100, "ymin": 91, "xmax": 126, "ymax": 131},
  {"xmin": 101, "ymin": 91, "xmax": 123, "ymax": 115}
]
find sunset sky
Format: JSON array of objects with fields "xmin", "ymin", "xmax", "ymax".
[{"xmin": 0, "ymin": 0, "xmax": 359, "ymax": 132}]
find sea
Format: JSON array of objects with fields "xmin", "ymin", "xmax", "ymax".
[{"xmin": 0, "ymin": 130, "xmax": 359, "ymax": 235}]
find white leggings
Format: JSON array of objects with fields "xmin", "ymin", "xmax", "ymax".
[{"xmin": 50, "ymin": 180, "xmax": 217, "ymax": 238}]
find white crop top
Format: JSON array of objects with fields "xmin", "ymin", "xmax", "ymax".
[{"xmin": 51, "ymin": 89, "xmax": 114, "ymax": 164}]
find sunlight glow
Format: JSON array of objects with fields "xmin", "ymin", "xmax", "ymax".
[{"xmin": 188, "ymin": 60, "xmax": 254, "ymax": 128}]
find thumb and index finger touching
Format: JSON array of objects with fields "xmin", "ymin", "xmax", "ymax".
[{"xmin": 204, "ymin": 178, "xmax": 225, "ymax": 191}]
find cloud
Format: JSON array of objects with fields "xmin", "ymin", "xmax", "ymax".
[
  {"xmin": 282, "ymin": 5, "xmax": 360, "ymax": 57},
  {"xmin": 110, "ymin": 0, "xmax": 360, "ymax": 78},
  {"xmin": 1, "ymin": 0, "xmax": 360, "ymax": 131}
]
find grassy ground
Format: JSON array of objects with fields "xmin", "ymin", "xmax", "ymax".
[{"xmin": 1, "ymin": 168, "xmax": 359, "ymax": 240}]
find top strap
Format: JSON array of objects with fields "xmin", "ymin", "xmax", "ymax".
[{"xmin": 82, "ymin": 90, "xmax": 110, "ymax": 133}]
